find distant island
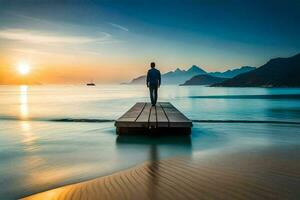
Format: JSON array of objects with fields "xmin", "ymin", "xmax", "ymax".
[
  {"xmin": 125, "ymin": 65, "xmax": 255, "ymax": 85},
  {"xmin": 180, "ymin": 74, "xmax": 228, "ymax": 86},
  {"xmin": 213, "ymin": 53, "xmax": 300, "ymax": 87}
]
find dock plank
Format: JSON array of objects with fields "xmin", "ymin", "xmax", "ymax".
[
  {"xmin": 156, "ymin": 104, "xmax": 169, "ymax": 127},
  {"xmin": 118, "ymin": 102, "xmax": 145, "ymax": 121},
  {"xmin": 135, "ymin": 103, "xmax": 152, "ymax": 127},
  {"xmin": 160, "ymin": 102, "xmax": 192, "ymax": 128},
  {"xmin": 149, "ymin": 106, "xmax": 157, "ymax": 128},
  {"xmin": 115, "ymin": 102, "xmax": 145, "ymax": 127}
]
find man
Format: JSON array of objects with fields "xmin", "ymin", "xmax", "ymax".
[{"xmin": 146, "ymin": 62, "xmax": 161, "ymax": 106}]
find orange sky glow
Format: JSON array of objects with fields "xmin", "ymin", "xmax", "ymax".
[{"xmin": 1, "ymin": 1, "xmax": 298, "ymax": 85}]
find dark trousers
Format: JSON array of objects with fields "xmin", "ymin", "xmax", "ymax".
[{"xmin": 149, "ymin": 86, "xmax": 158, "ymax": 105}]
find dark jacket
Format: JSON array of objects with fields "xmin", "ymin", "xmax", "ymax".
[{"xmin": 147, "ymin": 68, "xmax": 161, "ymax": 87}]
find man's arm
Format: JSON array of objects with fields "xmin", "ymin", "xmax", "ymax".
[
  {"xmin": 146, "ymin": 70, "xmax": 150, "ymax": 87},
  {"xmin": 158, "ymin": 71, "xmax": 161, "ymax": 87}
]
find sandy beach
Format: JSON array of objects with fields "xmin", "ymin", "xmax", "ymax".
[{"xmin": 22, "ymin": 145, "xmax": 300, "ymax": 200}]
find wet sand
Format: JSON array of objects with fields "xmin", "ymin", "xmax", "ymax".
[{"xmin": 22, "ymin": 146, "xmax": 300, "ymax": 200}]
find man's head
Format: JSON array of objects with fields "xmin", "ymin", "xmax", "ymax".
[{"xmin": 150, "ymin": 62, "xmax": 155, "ymax": 68}]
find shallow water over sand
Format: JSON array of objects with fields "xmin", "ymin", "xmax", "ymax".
[{"xmin": 0, "ymin": 85, "xmax": 300, "ymax": 199}]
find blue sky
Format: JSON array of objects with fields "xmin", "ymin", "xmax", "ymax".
[{"xmin": 0, "ymin": 0, "xmax": 299, "ymax": 83}]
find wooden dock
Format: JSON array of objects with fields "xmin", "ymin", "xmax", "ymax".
[{"xmin": 115, "ymin": 102, "xmax": 192, "ymax": 135}]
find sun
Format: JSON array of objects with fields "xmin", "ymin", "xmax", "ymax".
[{"xmin": 17, "ymin": 62, "xmax": 31, "ymax": 75}]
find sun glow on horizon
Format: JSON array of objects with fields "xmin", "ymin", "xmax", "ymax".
[{"xmin": 17, "ymin": 62, "xmax": 31, "ymax": 75}]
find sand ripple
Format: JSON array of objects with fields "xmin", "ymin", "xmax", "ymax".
[{"xmin": 22, "ymin": 147, "xmax": 300, "ymax": 200}]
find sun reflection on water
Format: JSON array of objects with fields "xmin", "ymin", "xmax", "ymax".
[
  {"xmin": 19, "ymin": 85, "xmax": 38, "ymax": 152},
  {"xmin": 20, "ymin": 121, "xmax": 37, "ymax": 149},
  {"xmin": 20, "ymin": 85, "xmax": 29, "ymax": 119}
]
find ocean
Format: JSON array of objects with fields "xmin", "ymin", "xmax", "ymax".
[{"xmin": 0, "ymin": 85, "xmax": 300, "ymax": 199}]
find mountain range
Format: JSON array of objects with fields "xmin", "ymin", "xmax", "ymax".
[
  {"xmin": 126, "ymin": 65, "xmax": 255, "ymax": 85},
  {"xmin": 180, "ymin": 74, "xmax": 228, "ymax": 86},
  {"xmin": 213, "ymin": 53, "xmax": 300, "ymax": 87},
  {"xmin": 208, "ymin": 66, "xmax": 255, "ymax": 78}
]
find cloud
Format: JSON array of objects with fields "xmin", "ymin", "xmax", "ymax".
[
  {"xmin": 10, "ymin": 48, "xmax": 55, "ymax": 55},
  {"xmin": 0, "ymin": 29, "xmax": 112, "ymax": 44},
  {"xmin": 108, "ymin": 22, "xmax": 129, "ymax": 32}
]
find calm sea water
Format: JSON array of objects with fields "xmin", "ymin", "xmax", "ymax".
[{"xmin": 1, "ymin": 85, "xmax": 300, "ymax": 199}]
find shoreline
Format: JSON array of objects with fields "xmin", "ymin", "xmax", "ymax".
[{"xmin": 22, "ymin": 145, "xmax": 300, "ymax": 200}]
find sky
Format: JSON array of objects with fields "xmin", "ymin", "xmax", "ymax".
[{"xmin": 0, "ymin": 0, "xmax": 299, "ymax": 84}]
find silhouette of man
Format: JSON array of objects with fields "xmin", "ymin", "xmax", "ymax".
[{"xmin": 146, "ymin": 62, "xmax": 161, "ymax": 106}]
